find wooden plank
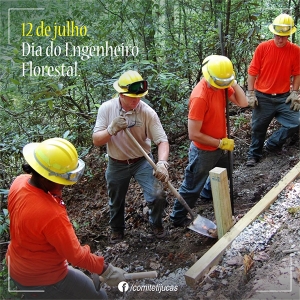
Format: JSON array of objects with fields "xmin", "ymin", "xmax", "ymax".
[
  {"xmin": 209, "ymin": 167, "xmax": 233, "ymax": 239},
  {"xmin": 185, "ymin": 161, "xmax": 300, "ymax": 287}
]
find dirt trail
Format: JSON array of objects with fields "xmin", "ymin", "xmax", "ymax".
[{"xmin": 64, "ymin": 108, "xmax": 299, "ymax": 299}]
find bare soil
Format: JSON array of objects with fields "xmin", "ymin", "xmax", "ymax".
[
  {"xmin": 64, "ymin": 107, "xmax": 299, "ymax": 299},
  {"xmin": 2, "ymin": 107, "xmax": 299, "ymax": 299}
]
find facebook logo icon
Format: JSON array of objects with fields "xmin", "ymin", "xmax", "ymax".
[{"xmin": 118, "ymin": 281, "xmax": 129, "ymax": 293}]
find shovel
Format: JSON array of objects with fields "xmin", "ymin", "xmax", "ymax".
[
  {"xmin": 125, "ymin": 128, "xmax": 217, "ymax": 238},
  {"xmin": 92, "ymin": 271, "xmax": 157, "ymax": 290}
]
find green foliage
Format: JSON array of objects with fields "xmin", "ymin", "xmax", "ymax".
[
  {"xmin": 177, "ymin": 143, "xmax": 190, "ymax": 159},
  {"xmin": 287, "ymin": 206, "xmax": 300, "ymax": 216},
  {"xmin": 0, "ymin": 209, "xmax": 9, "ymax": 237},
  {"xmin": 0, "ymin": 0, "xmax": 299, "ymax": 293},
  {"xmin": 72, "ymin": 220, "xmax": 90, "ymax": 232},
  {"xmin": 72, "ymin": 220, "xmax": 80, "ymax": 231},
  {"xmin": 1, "ymin": 0, "xmax": 299, "ymax": 194},
  {"xmin": 233, "ymin": 114, "xmax": 248, "ymax": 129},
  {"xmin": 0, "ymin": 259, "xmax": 21, "ymax": 300}
]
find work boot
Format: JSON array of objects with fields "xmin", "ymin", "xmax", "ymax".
[
  {"xmin": 172, "ymin": 217, "xmax": 192, "ymax": 228},
  {"xmin": 149, "ymin": 223, "xmax": 167, "ymax": 238},
  {"xmin": 109, "ymin": 231, "xmax": 124, "ymax": 244},
  {"xmin": 265, "ymin": 144, "xmax": 283, "ymax": 156},
  {"xmin": 246, "ymin": 157, "xmax": 258, "ymax": 167}
]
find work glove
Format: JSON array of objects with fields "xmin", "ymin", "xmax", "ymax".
[
  {"xmin": 218, "ymin": 138, "xmax": 234, "ymax": 152},
  {"xmin": 107, "ymin": 116, "xmax": 127, "ymax": 136},
  {"xmin": 285, "ymin": 91, "xmax": 300, "ymax": 111},
  {"xmin": 153, "ymin": 160, "xmax": 169, "ymax": 182},
  {"xmin": 246, "ymin": 90, "xmax": 258, "ymax": 108},
  {"xmin": 101, "ymin": 263, "xmax": 127, "ymax": 286}
]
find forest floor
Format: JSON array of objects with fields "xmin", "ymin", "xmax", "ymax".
[
  {"xmin": 64, "ymin": 106, "xmax": 300, "ymax": 300},
  {"xmin": 2, "ymin": 107, "xmax": 299, "ymax": 300}
]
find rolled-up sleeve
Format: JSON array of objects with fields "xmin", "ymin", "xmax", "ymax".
[{"xmin": 147, "ymin": 113, "xmax": 168, "ymax": 145}]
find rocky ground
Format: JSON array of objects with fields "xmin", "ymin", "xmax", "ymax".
[
  {"xmin": 1, "ymin": 107, "xmax": 299, "ymax": 300},
  {"xmin": 63, "ymin": 107, "xmax": 300, "ymax": 300}
]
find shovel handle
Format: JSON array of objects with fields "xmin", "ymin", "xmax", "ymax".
[
  {"xmin": 99, "ymin": 271, "xmax": 157, "ymax": 282},
  {"xmin": 166, "ymin": 182, "xmax": 196, "ymax": 220},
  {"xmin": 93, "ymin": 271, "xmax": 158, "ymax": 289},
  {"xmin": 124, "ymin": 270, "xmax": 157, "ymax": 280},
  {"xmin": 125, "ymin": 129, "xmax": 196, "ymax": 220},
  {"xmin": 125, "ymin": 129, "xmax": 157, "ymax": 169}
]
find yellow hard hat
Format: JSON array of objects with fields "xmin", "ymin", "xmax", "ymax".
[
  {"xmin": 113, "ymin": 70, "xmax": 148, "ymax": 98},
  {"xmin": 22, "ymin": 138, "xmax": 85, "ymax": 185},
  {"xmin": 269, "ymin": 14, "xmax": 297, "ymax": 36},
  {"xmin": 202, "ymin": 55, "xmax": 235, "ymax": 89}
]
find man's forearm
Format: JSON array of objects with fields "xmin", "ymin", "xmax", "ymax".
[
  {"xmin": 247, "ymin": 74, "xmax": 256, "ymax": 91},
  {"xmin": 292, "ymin": 75, "xmax": 300, "ymax": 91},
  {"xmin": 157, "ymin": 141, "xmax": 169, "ymax": 161},
  {"xmin": 92, "ymin": 130, "xmax": 111, "ymax": 146},
  {"xmin": 231, "ymin": 81, "xmax": 248, "ymax": 107}
]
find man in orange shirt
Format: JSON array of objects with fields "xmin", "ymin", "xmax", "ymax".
[
  {"xmin": 246, "ymin": 13, "xmax": 300, "ymax": 167},
  {"xmin": 6, "ymin": 138, "xmax": 126, "ymax": 299},
  {"xmin": 170, "ymin": 55, "xmax": 247, "ymax": 227}
]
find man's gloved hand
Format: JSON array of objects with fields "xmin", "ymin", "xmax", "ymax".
[
  {"xmin": 101, "ymin": 263, "xmax": 126, "ymax": 286},
  {"xmin": 107, "ymin": 116, "xmax": 128, "ymax": 136},
  {"xmin": 246, "ymin": 90, "xmax": 258, "ymax": 108},
  {"xmin": 285, "ymin": 91, "xmax": 300, "ymax": 111},
  {"xmin": 153, "ymin": 160, "xmax": 169, "ymax": 182},
  {"xmin": 218, "ymin": 138, "xmax": 234, "ymax": 152}
]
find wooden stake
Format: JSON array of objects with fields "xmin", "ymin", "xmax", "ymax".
[
  {"xmin": 185, "ymin": 161, "xmax": 300, "ymax": 287},
  {"xmin": 209, "ymin": 167, "xmax": 233, "ymax": 239}
]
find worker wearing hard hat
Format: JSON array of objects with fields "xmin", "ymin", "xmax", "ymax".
[
  {"xmin": 170, "ymin": 55, "xmax": 247, "ymax": 227},
  {"xmin": 246, "ymin": 13, "xmax": 300, "ymax": 167},
  {"xmin": 92, "ymin": 70, "xmax": 169, "ymax": 243},
  {"xmin": 6, "ymin": 138, "xmax": 126, "ymax": 299}
]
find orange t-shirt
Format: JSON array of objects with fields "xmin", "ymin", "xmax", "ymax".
[
  {"xmin": 188, "ymin": 78, "xmax": 234, "ymax": 151},
  {"xmin": 248, "ymin": 39, "xmax": 300, "ymax": 94},
  {"xmin": 6, "ymin": 174, "xmax": 104, "ymax": 286}
]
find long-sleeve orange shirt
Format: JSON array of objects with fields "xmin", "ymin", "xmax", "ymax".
[
  {"xmin": 6, "ymin": 174, "xmax": 104, "ymax": 286},
  {"xmin": 248, "ymin": 39, "xmax": 300, "ymax": 94}
]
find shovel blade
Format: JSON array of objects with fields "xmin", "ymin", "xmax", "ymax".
[{"xmin": 188, "ymin": 215, "xmax": 217, "ymax": 238}]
